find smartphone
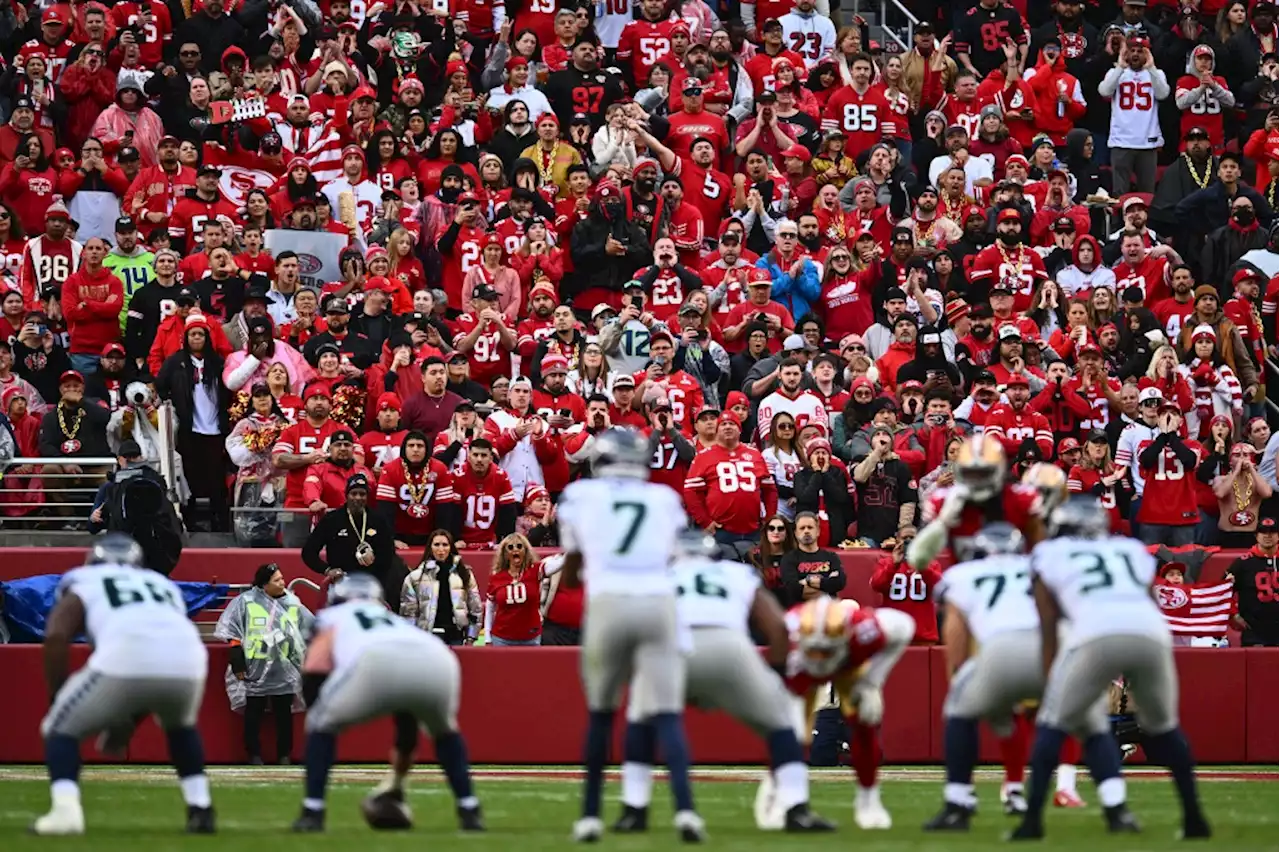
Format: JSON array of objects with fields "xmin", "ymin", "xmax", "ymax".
[{"xmin": 558, "ymin": 408, "xmax": 572, "ymax": 418}]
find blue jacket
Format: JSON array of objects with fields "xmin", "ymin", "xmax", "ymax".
[{"xmin": 756, "ymin": 253, "xmax": 820, "ymax": 319}]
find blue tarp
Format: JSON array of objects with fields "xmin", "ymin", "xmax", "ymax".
[{"xmin": 0, "ymin": 575, "xmax": 228, "ymax": 643}]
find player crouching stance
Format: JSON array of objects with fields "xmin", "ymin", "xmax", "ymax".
[
  {"xmin": 786, "ymin": 596, "xmax": 914, "ymax": 829},
  {"xmin": 923, "ymin": 522, "xmax": 1043, "ymax": 831},
  {"xmin": 1012, "ymin": 497, "xmax": 1211, "ymax": 841},
  {"xmin": 292, "ymin": 573, "xmax": 483, "ymax": 833},
  {"xmin": 618, "ymin": 532, "xmax": 835, "ymax": 833},
  {"xmin": 35, "ymin": 534, "xmax": 214, "ymax": 835}
]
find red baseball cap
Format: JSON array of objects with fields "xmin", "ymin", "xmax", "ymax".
[
  {"xmin": 101, "ymin": 342, "xmax": 126, "ymax": 357},
  {"xmin": 59, "ymin": 369, "xmax": 84, "ymax": 385},
  {"xmin": 1058, "ymin": 437, "xmax": 1080, "ymax": 454},
  {"xmin": 1005, "ymin": 373, "xmax": 1029, "ymax": 387},
  {"xmin": 717, "ymin": 411, "xmax": 741, "ymax": 430},
  {"xmin": 997, "ymin": 208, "xmax": 1022, "ymax": 224},
  {"xmin": 303, "ymin": 383, "xmax": 332, "ymax": 401}
]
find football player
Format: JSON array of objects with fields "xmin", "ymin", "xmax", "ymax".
[
  {"xmin": 558, "ymin": 429, "xmax": 704, "ymax": 842},
  {"xmin": 34, "ymin": 534, "xmax": 214, "ymax": 835},
  {"xmin": 785, "ymin": 596, "xmax": 915, "ymax": 829},
  {"xmin": 292, "ymin": 573, "xmax": 483, "ymax": 833},
  {"xmin": 908, "ymin": 433, "xmax": 1046, "ymax": 813},
  {"xmin": 1015, "ymin": 497, "xmax": 1211, "ymax": 840},
  {"xmin": 924, "ymin": 522, "xmax": 1043, "ymax": 831},
  {"xmin": 616, "ymin": 531, "xmax": 835, "ymax": 833}
]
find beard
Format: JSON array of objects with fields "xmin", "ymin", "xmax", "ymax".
[
  {"xmin": 710, "ymin": 49, "xmax": 733, "ymax": 62},
  {"xmin": 997, "ymin": 231, "xmax": 1022, "ymax": 246},
  {"xmin": 799, "ymin": 234, "xmax": 822, "ymax": 251}
]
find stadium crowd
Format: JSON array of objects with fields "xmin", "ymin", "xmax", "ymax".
[{"xmin": 0, "ymin": 0, "xmax": 1275, "ymax": 640}]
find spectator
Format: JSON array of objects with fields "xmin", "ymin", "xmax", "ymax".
[
  {"xmin": 61, "ymin": 237, "xmax": 123, "ymax": 376},
  {"xmin": 869, "ymin": 531, "xmax": 942, "ymax": 644},
  {"xmin": 516, "ymin": 484, "xmax": 559, "ymax": 547},
  {"xmin": 483, "ymin": 533, "xmax": 551, "ymax": 646},
  {"xmin": 751, "ymin": 514, "xmax": 794, "ymax": 608},
  {"xmin": 684, "ymin": 411, "xmax": 778, "ymax": 551},
  {"xmin": 762, "ymin": 411, "xmax": 801, "ymax": 520},
  {"xmin": 794, "ymin": 436, "xmax": 855, "ymax": 547},
  {"xmin": 401, "ymin": 530, "xmax": 482, "ymax": 646},
  {"xmin": 451, "ymin": 437, "xmax": 518, "ymax": 548},
  {"xmin": 155, "ymin": 312, "xmax": 230, "ymax": 532},
  {"xmin": 302, "ymin": 472, "xmax": 400, "ymax": 603},
  {"xmin": 1228, "ymin": 514, "xmax": 1279, "ymax": 647},
  {"xmin": 778, "ymin": 511, "xmax": 846, "ymax": 606},
  {"xmin": 851, "ymin": 425, "xmax": 918, "ymax": 548},
  {"xmin": 1133, "ymin": 401, "xmax": 1201, "ymax": 546},
  {"xmin": 212, "ymin": 563, "xmax": 312, "ymax": 766},
  {"xmin": 400, "ymin": 357, "xmax": 463, "ymax": 447},
  {"xmin": 1212, "ymin": 443, "xmax": 1273, "ymax": 547}
]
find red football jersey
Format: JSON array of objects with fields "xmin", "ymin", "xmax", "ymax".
[
  {"xmin": 643, "ymin": 267, "xmax": 692, "ymax": 324},
  {"xmin": 375, "ymin": 457, "xmax": 455, "ymax": 539},
  {"xmin": 1135, "ymin": 440, "xmax": 1200, "ymax": 527},
  {"xmin": 272, "ymin": 418, "xmax": 345, "ymax": 508},
  {"xmin": 983, "ymin": 403, "xmax": 1054, "ymax": 459},
  {"xmin": 938, "ymin": 93, "xmax": 989, "ymax": 140},
  {"xmin": 359, "ymin": 429, "xmax": 406, "ymax": 472},
  {"xmin": 922, "ymin": 482, "xmax": 1043, "ymax": 561},
  {"xmin": 452, "ymin": 463, "xmax": 518, "ymax": 546},
  {"xmin": 783, "ymin": 604, "xmax": 889, "ymax": 697},
  {"xmin": 646, "ymin": 427, "xmax": 691, "ymax": 494},
  {"xmin": 453, "ymin": 312, "xmax": 512, "ymax": 387},
  {"xmin": 1175, "ymin": 74, "xmax": 1229, "ymax": 151},
  {"xmin": 967, "ymin": 243, "xmax": 1049, "ymax": 312},
  {"xmin": 616, "ymin": 18, "xmax": 677, "ymax": 84},
  {"xmin": 683, "ymin": 442, "xmax": 775, "ymax": 534},
  {"xmin": 1152, "ymin": 296, "xmax": 1196, "ymax": 341},
  {"xmin": 486, "ymin": 560, "xmax": 548, "ymax": 642},
  {"xmin": 631, "ymin": 368, "xmax": 704, "ymax": 433},
  {"xmin": 168, "ymin": 193, "xmax": 240, "ymax": 249},
  {"xmin": 110, "ymin": 3, "xmax": 173, "ymax": 67},
  {"xmin": 441, "ymin": 226, "xmax": 486, "ymax": 310},
  {"xmin": 18, "ymin": 39, "xmax": 74, "ymax": 83},
  {"xmin": 821, "ymin": 86, "xmax": 889, "ymax": 160},
  {"xmin": 869, "ymin": 556, "xmax": 943, "ymax": 643},
  {"xmin": 1067, "ymin": 465, "xmax": 1124, "ymax": 532},
  {"xmin": 1113, "ymin": 254, "xmax": 1171, "ymax": 306}
]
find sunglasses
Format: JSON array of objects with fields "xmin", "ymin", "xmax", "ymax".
[
  {"xmin": 766, "ymin": 524, "xmax": 787, "ymax": 532},
  {"xmin": 845, "ymin": 344, "xmax": 866, "ymax": 353},
  {"xmin": 777, "ymin": 422, "xmax": 795, "ymax": 430},
  {"xmin": 777, "ymin": 232, "xmax": 798, "ymax": 239},
  {"xmin": 84, "ymin": 49, "xmax": 105, "ymax": 56},
  {"xmin": 505, "ymin": 543, "xmax": 525, "ymax": 552},
  {"xmin": 180, "ymin": 50, "xmax": 201, "ymax": 56}
]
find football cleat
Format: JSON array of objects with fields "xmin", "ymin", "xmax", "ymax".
[
  {"xmin": 1104, "ymin": 804, "xmax": 1141, "ymax": 834},
  {"xmin": 186, "ymin": 805, "xmax": 216, "ymax": 834},
  {"xmin": 612, "ymin": 805, "xmax": 648, "ymax": 833},
  {"xmin": 784, "ymin": 804, "xmax": 836, "ymax": 832},
  {"xmin": 573, "ymin": 816, "xmax": 604, "ymax": 842},
  {"xmin": 753, "ymin": 773, "xmax": 784, "ymax": 830},
  {"xmin": 673, "ymin": 810, "xmax": 706, "ymax": 843},
  {"xmin": 291, "ymin": 807, "xmax": 325, "ymax": 833},
  {"xmin": 1003, "ymin": 789, "xmax": 1028, "ymax": 816},
  {"xmin": 457, "ymin": 804, "xmax": 485, "ymax": 831},
  {"xmin": 923, "ymin": 802, "xmax": 975, "ymax": 832},
  {"xmin": 1007, "ymin": 817, "xmax": 1045, "ymax": 841},
  {"xmin": 854, "ymin": 787, "xmax": 892, "ymax": 830},
  {"xmin": 30, "ymin": 802, "xmax": 85, "ymax": 836},
  {"xmin": 1054, "ymin": 790, "xmax": 1087, "ymax": 808}
]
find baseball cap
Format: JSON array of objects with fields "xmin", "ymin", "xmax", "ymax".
[
  {"xmin": 101, "ymin": 342, "xmax": 126, "ymax": 357},
  {"xmin": 1005, "ymin": 373, "xmax": 1029, "ymax": 387},
  {"xmin": 114, "ymin": 216, "xmax": 137, "ymax": 233},
  {"xmin": 1085, "ymin": 429, "xmax": 1109, "ymax": 444},
  {"xmin": 118, "ymin": 439, "xmax": 143, "ymax": 459},
  {"xmin": 197, "ymin": 164, "xmax": 222, "ymax": 178},
  {"xmin": 1121, "ymin": 195, "xmax": 1148, "ymax": 212},
  {"xmin": 13, "ymin": 95, "xmax": 34, "ymax": 112},
  {"xmin": 303, "ymin": 383, "xmax": 332, "ymax": 400},
  {"xmin": 612, "ymin": 374, "xmax": 635, "ymax": 388},
  {"xmin": 591, "ymin": 302, "xmax": 617, "ymax": 320},
  {"xmin": 330, "ymin": 429, "xmax": 356, "ymax": 444},
  {"xmin": 1184, "ymin": 125, "xmax": 1211, "ymax": 140},
  {"xmin": 997, "ymin": 207, "xmax": 1022, "ymax": 224},
  {"xmin": 782, "ymin": 334, "xmax": 807, "ymax": 352},
  {"xmin": 324, "ymin": 296, "xmax": 350, "ymax": 314},
  {"xmin": 998, "ymin": 324, "xmax": 1022, "ymax": 341},
  {"xmin": 60, "ymin": 369, "xmax": 84, "ymax": 385},
  {"xmin": 117, "ymin": 146, "xmax": 141, "ymax": 163},
  {"xmin": 1058, "ymin": 437, "xmax": 1080, "ymax": 454},
  {"xmin": 175, "ymin": 287, "xmax": 198, "ymax": 305},
  {"xmin": 1051, "ymin": 216, "xmax": 1076, "ymax": 234},
  {"xmin": 1138, "ymin": 386, "xmax": 1163, "ymax": 404},
  {"xmin": 1259, "ymin": 516, "xmax": 1278, "ymax": 533},
  {"xmin": 471, "ymin": 284, "xmax": 500, "ymax": 303}
]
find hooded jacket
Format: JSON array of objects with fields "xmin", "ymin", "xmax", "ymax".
[
  {"xmin": 565, "ymin": 193, "xmax": 651, "ymax": 308},
  {"xmin": 1026, "ymin": 48, "xmax": 1087, "ymax": 145},
  {"xmin": 62, "ymin": 265, "xmax": 124, "ymax": 355}
]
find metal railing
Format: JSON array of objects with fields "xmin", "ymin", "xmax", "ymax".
[
  {"xmin": 195, "ymin": 578, "xmax": 322, "ymax": 642},
  {"xmin": 0, "ymin": 458, "xmax": 116, "ymax": 524}
]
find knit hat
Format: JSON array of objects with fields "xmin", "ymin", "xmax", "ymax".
[{"xmin": 524, "ymin": 484, "xmax": 550, "ymax": 508}]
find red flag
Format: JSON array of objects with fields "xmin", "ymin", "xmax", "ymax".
[{"xmin": 1154, "ymin": 580, "xmax": 1235, "ymax": 638}]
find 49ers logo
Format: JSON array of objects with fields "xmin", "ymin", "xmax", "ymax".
[
  {"xmin": 1155, "ymin": 584, "xmax": 1189, "ymax": 611},
  {"xmin": 27, "ymin": 177, "xmax": 52, "ymax": 195}
]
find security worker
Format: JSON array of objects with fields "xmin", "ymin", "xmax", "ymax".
[{"xmin": 301, "ymin": 473, "xmax": 400, "ymax": 607}]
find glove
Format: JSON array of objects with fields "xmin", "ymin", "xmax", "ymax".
[
  {"xmin": 851, "ymin": 682, "xmax": 884, "ymax": 726},
  {"xmin": 938, "ymin": 485, "xmax": 969, "ymax": 529}
]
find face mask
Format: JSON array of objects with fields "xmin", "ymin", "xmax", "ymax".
[
  {"xmin": 1233, "ymin": 209, "xmax": 1257, "ymax": 225},
  {"xmin": 635, "ymin": 178, "xmax": 656, "ymax": 194},
  {"xmin": 604, "ymin": 201, "xmax": 624, "ymax": 219},
  {"xmin": 997, "ymin": 231, "xmax": 1021, "ymax": 246},
  {"xmin": 439, "ymin": 186, "xmax": 461, "ymax": 204},
  {"xmin": 971, "ymin": 325, "xmax": 992, "ymax": 340}
]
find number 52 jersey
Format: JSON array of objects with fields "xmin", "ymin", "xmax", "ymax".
[
  {"xmin": 558, "ymin": 477, "xmax": 686, "ymax": 597},
  {"xmin": 60, "ymin": 565, "xmax": 206, "ymax": 678},
  {"xmin": 1030, "ymin": 535, "xmax": 1168, "ymax": 646}
]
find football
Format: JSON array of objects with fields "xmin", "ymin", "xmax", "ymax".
[{"xmin": 360, "ymin": 791, "xmax": 413, "ymax": 830}]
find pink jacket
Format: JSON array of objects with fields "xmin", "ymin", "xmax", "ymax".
[{"xmin": 222, "ymin": 341, "xmax": 316, "ymax": 395}]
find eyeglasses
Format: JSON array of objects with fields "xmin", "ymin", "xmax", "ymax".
[
  {"xmin": 84, "ymin": 49, "xmax": 105, "ymax": 56},
  {"xmin": 505, "ymin": 543, "xmax": 525, "ymax": 553},
  {"xmin": 777, "ymin": 232, "xmax": 797, "ymax": 239},
  {"xmin": 776, "ymin": 423, "xmax": 795, "ymax": 430}
]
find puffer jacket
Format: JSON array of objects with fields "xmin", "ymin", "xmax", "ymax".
[{"xmin": 400, "ymin": 556, "xmax": 481, "ymax": 640}]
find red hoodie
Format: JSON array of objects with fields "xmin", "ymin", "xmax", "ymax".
[
  {"xmin": 977, "ymin": 69, "xmax": 1039, "ymax": 151},
  {"xmin": 62, "ymin": 265, "xmax": 123, "ymax": 355},
  {"xmin": 1025, "ymin": 49, "xmax": 1086, "ymax": 146}
]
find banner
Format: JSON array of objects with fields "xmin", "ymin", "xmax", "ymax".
[{"xmin": 264, "ymin": 229, "xmax": 347, "ymax": 289}]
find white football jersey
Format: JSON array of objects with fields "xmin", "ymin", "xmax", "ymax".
[
  {"xmin": 777, "ymin": 11, "xmax": 836, "ymax": 70},
  {"xmin": 60, "ymin": 565, "xmax": 206, "ymax": 678},
  {"xmin": 317, "ymin": 600, "xmax": 439, "ymax": 677},
  {"xmin": 1114, "ymin": 420, "xmax": 1159, "ymax": 496},
  {"xmin": 593, "ymin": 0, "xmax": 632, "ymax": 48},
  {"xmin": 1104, "ymin": 68, "xmax": 1166, "ymax": 149},
  {"xmin": 558, "ymin": 477, "xmax": 686, "ymax": 597},
  {"xmin": 675, "ymin": 556, "xmax": 759, "ymax": 631},
  {"xmin": 1030, "ymin": 535, "xmax": 1167, "ymax": 645},
  {"xmin": 756, "ymin": 389, "xmax": 829, "ymax": 443},
  {"xmin": 935, "ymin": 554, "xmax": 1039, "ymax": 646}
]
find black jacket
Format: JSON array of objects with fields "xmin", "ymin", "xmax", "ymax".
[
  {"xmin": 565, "ymin": 202, "xmax": 651, "ymax": 303},
  {"xmin": 302, "ymin": 505, "xmax": 401, "ymax": 604},
  {"xmin": 793, "ymin": 466, "xmax": 855, "ymax": 545},
  {"xmin": 38, "ymin": 400, "xmax": 112, "ymax": 458},
  {"xmin": 124, "ymin": 280, "xmax": 182, "ymax": 363},
  {"xmin": 1230, "ymin": 549, "xmax": 1279, "ymax": 646},
  {"xmin": 155, "ymin": 346, "xmax": 231, "ymax": 435}
]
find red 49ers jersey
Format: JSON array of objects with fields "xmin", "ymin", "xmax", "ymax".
[
  {"xmin": 983, "ymin": 403, "xmax": 1053, "ymax": 459},
  {"xmin": 646, "ymin": 427, "xmax": 692, "ymax": 494},
  {"xmin": 1175, "ymin": 74, "xmax": 1229, "ymax": 151},
  {"xmin": 111, "ymin": 3, "xmax": 174, "ymax": 67},
  {"xmin": 939, "ymin": 94, "xmax": 988, "ymax": 141},
  {"xmin": 486, "ymin": 560, "xmax": 547, "ymax": 641},
  {"xmin": 673, "ymin": 157, "xmax": 731, "ymax": 237},
  {"xmin": 782, "ymin": 604, "xmax": 889, "ymax": 697},
  {"xmin": 967, "ymin": 243, "xmax": 1048, "ymax": 312},
  {"xmin": 494, "ymin": 217, "xmax": 527, "ymax": 257},
  {"xmin": 1135, "ymin": 439, "xmax": 1201, "ymax": 527},
  {"xmin": 18, "ymin": 39, "xmax": 74, "ymax": 83},
  {"xmin": 645, "ymin": 267, "xmax": 691, "ymax": 324},
  {"xmin": 272, "ymin": 418, "xmax": 344, "ymax": 508},
  {"xmin": 821, "ymin": 86, "xmax": 889, "ymax": 159},
  {"xmin": 453, "ymin": 312, "xmax": 511, "ymax": 386},
  {"xmin": 441, "ymin": 226, "xmax": 486, "ymax": 311},
  {"xmin": 683, "ymin": 442, "xmax": 773, "ymax": 534},
  {"xmin": 1112, "ymin": 254, "xmax": 1170, "ymax": 306},
  {"xmin": 452, "ymin": 463, "xmax": 518, "ymax": 546},
  {"xmin": 375, "ymin": 457, "xmax": 455, "ymax": 539},
  {"xmin": 616, "ymin": 19, "xmax": 677, "ymax": 85},
  {"xmin": 922, "ymin": 482, "xmax": 1043, "ymax": 560},
  {"xmin": 1067, "ymin": 465, "xmax": 1124, "ymax": 532},
  {"xmin": 359, "ymin": 429, "xmax": 407, "ymax": 472},
  {"xmin": 631, "ymin": 368, "xmax": 704, "ymax": 433}
]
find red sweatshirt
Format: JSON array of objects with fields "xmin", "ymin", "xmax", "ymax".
[{"xmin": 62, "ymin": 266, "xmax": 123, "ymax": 355}]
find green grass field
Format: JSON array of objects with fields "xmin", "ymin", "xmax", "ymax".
[{"xmin": 0, "ymin": 765, "xmax": 1275, "ymax": 851}]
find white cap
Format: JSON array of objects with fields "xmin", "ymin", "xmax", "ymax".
[{"xmin": 1138, "ymin": 386, "xmax": 1163, "ymax": 403}]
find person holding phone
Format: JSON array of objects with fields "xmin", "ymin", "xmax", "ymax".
[{"xmin": 1132, "ymin": 401, "xmax": 1201, "ymax": 547}]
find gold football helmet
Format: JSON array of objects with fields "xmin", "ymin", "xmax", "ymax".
[
  {"xmin": 795, "ymin": 596, "xmax": 852, "ymax": 678},
  {"xmin": 954, "ymin": 432, "xmax": 1007, "ymax": 500},
  {"xmin": 1022, "ymin": 462, "xmax": 1068, "ymax": 514}
]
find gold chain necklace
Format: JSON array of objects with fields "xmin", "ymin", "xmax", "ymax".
[
  {"xmin": 1184, "ymin": 153, "xmax": 1211, "ymax": 190},
  {"xmin": 57, "ymin": 404, "xmax": 83, "ymax": 453},
  {"xmin": 1231, "ymin": 473, "xmax": 1256, "ymax": 527}
]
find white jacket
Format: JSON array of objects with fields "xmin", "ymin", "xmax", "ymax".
[{"xmin": 483, "ymin": 406, "xmax": 546, "ymax": 501}]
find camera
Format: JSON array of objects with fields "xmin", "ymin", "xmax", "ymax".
[
  {"xmin": 125, "ymin": 381, "xmax": 152, "ymax": 406},
  {"xmin": 755, "ymin": 312, "xmax": 768, "ymax": 322}
]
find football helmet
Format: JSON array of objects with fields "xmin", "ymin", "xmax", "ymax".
[
  {"xmin": 591, "ymin": 428, "xmax": 651, "ymax": 480},
  {"xmin": 1021, "ymin": 462, "xmax": 1068, "ymax": 514},
  {"xmin": 87, "ymin": 533, "xmax": 145, "ymax": 567},
  {"xmin": 1049, "ymin": 495, "xmax": 1110, "ymax": 540},
  {"xmin": 329, "ymin": 572, "xmax": 384, "ymax": 604},
  {"xmin": 953, "ymin": 433, "xmax": 1007, "ymax": 501},
  {"xmin": 794, "ymin": 596, "xmax": 853, "ymax": 678},
  {"xmin": 958, "ymin": 521, "xmax": 1026, "ymax": 562},
  {"xmin": 675, "ymin": 528, "xmax": 719, "ymax": 559}
]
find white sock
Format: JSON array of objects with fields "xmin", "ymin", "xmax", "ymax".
[
  {"xmin": 620, "ymin": 762, "xmax": 653, "ymax": 808},
  {"xmin": 180, "ymin": 774, "xmax": 212, "ymax": 808},
  {"xmin": 944, "ymin": 783, "xmax": 976, "ymax": 807},
  {"xmin": 458, "ymin": 796, "xmax": 479, "ymax": 809},
  {"xmin": 50, "ymin": 780, "xmax": 80, "ymax": 805},
  {"xmin": 773, "ymin": 762, "xmax": 808, "ymax": 811},
  {"xmin": 1003, "ymin": 781, "xmax": 1024, "ymax": 795},
  {"xmin": 1056, "ymin": 763, "xmax": 1077, "ymax": 794},
  {"xmin": 303, "ymin": 797, "xmax": 325, "ymax": 812},
  {"xmin": 1097, "ymin": 777, "xmax": 1126, "ymax": 808}
]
